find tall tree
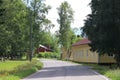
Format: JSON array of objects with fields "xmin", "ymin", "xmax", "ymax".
[
  {"xmin": 81, "ymin": 0, "xmax": 120, "ymax": 67},
  {"xmin": 0, "ymin": 0, "xmax": 54, "ymax": 61},
  {"xmin": 29, "ymin": 0, "xmax": 52, "ymax": 51},
  {"xmin": 57, "ymin": 1, "xmax": 74, "ymax": 59},
  {"xmin": 30, "ymin": 0, "xmax": 51, "ymax": 48},
  {"xmin": 18, "ymin": 0, "xmax": 53, "ymax": 61},
  {"xmin": 0, "ymin": 0, "xmax": 27, "ymax": 60}
]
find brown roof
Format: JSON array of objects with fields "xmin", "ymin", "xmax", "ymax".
[{"xmin": 72, "ymin": 38, "xmax": 91, "ymax": 46}]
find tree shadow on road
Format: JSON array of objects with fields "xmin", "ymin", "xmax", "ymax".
[{"xmin": 25, "ymin": 65, "xmax": 100, "ymax": 79}]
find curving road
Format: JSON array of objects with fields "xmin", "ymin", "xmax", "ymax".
[{"xmin": 22, "ymin": 59, "xmax": 110, "ymax": 80}]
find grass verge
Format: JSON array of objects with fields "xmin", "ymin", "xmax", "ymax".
[
  {"xmin": 0, "ymin": 59, "xmax": 43, "ymax": 80},
  {"xmin": 82, "ymin": 63, "xmax": 120, "ymax": 80}
]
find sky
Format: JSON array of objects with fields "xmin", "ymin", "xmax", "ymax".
[{"xmin": 45, "ymin": 0, "xmax": 91, "ymax": 34}]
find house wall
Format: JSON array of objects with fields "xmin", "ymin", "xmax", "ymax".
[
  {"xmin": 70, "ymin": 44, "xmax": 99, "ymax": 63},
  {"xmin": 70, "ymin": 44, "xmax": 116, "ymax": 63},
  {"xmin": 99, "ymin": 54, "xmax": 116, "ymax": 63}
]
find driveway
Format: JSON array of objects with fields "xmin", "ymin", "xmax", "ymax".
[{"xmin": 22, "ymin": 59, "xmax": 110, "ymax": 80}]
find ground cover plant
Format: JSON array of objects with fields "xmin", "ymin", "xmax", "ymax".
[
  {"xmin": 0, "ymin": 59, "xmax": 43, "ymax": 80},
  {"xmin": 82, "ymin": 64, "xmax": 120, "ymax": 80}
]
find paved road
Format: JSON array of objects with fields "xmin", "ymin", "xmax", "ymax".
[{"xmin": 22, "ymin": 59, "xmax": 110, "ymax": 80}]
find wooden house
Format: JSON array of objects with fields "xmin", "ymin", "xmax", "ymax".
[{"xmin": 36, "ymin": 45, "xmax": 52, "ymax": 53}]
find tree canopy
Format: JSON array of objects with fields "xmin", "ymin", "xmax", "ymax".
[
  {"xmin": 57, "ymin": 1, "xmax": 75, "ymax": 59},
  {"xmin": 0, "ymin": 0, "xmax": 56, "ymax": 61}
]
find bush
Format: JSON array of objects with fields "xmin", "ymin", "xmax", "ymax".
[
  {"xmin": 37, "ymin": 52, "xmax": 60, "ymax": 59},
  {"xmin": 109, "ymin": 64, "xmax": 118, "ymax": 69}
]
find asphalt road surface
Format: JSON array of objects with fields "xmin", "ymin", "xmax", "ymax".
[{"xmin": 22, "ymin": 59, "xmax": 110, "ymax": 80}]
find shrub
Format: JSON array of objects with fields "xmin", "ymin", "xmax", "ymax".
[
  {"xmin": 109, "ymin": 64, "xmax": 118, "ymax": 69},
  {"xmin": 37, "ymin": 52, "xmax": 60, "ymax": 59}
]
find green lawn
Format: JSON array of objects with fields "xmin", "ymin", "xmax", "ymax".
[
  {"xmin": 0, "ymin": 60, "xmax": 28, "ymax": 71},
  {"xmin": 0, "ymin": 59, "xmax": 43, "ymax": 80}
]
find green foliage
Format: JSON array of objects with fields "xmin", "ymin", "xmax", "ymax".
[
  {"xmin": 37, "ymin": 31, "xmax": 60, "ymax": 53},
  {"xmin": 106, "ymin": 69, "xmax": 120, "ymax": 80},
  {"xmin": 0, "ymin": 0, "xmax": 58, "ymax": 61},
  {"xmin": 40, "ymin": 31, "xmax": 53, "ymax": 46},
  {"xmin": 51, "ymin": 35, "xmax": 60, "ymax": 53},
  {"xmin": 57, "ymin": 1, "xmax": 74, "ymax": 48},
  {"xmin": 81, "ymin": 0, "xmax": 120, "ymax": 66},
  {"xmin": 0, "ymin": 61, "xmax": 28, "ymax": 71},
  {"xmin": 0, "ymin": 59, "xmax": 43, "ymax": 80},
  {"xmin": 0, "ymin": 0, "xmax": 55, "ymax": 61},
  {"xmin": 57, "ymin": 1, "xmax": 74, "ymax": 59},
  {"xmin": 29, "ymin": 0, "xmax": 52, "ymax": 48},
  {"xmin": 37, "ymin": 52, "xmax": 60, "ymax": 59},
  {"xmin": 0, "ymin": 0, "xmax": 28, "ymax": 59},
  {"xmin": 0, "ymin": 76, "xmax": 19, "ymax": 80}
]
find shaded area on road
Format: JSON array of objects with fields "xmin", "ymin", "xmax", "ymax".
[
  {"xmin": 25, "ymin": 63, "xmax": 99, "ymax": 78},
  {"xmin": 23, "ymin": 59, "xmax": 108, "ymax": 80}
]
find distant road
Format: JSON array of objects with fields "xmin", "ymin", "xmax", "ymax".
[{"xmin": 22, "ymin": 59, "xmax": 109, "ymax": 80}]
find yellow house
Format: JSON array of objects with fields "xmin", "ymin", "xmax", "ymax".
[{"xmin": 70, "ymin": 38, "xmax": 116, "ymax": 63}]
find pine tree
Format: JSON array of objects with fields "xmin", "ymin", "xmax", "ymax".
[{"xmin": 82, "ymin": 0, "xmax": 120, "ymax": 67}]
